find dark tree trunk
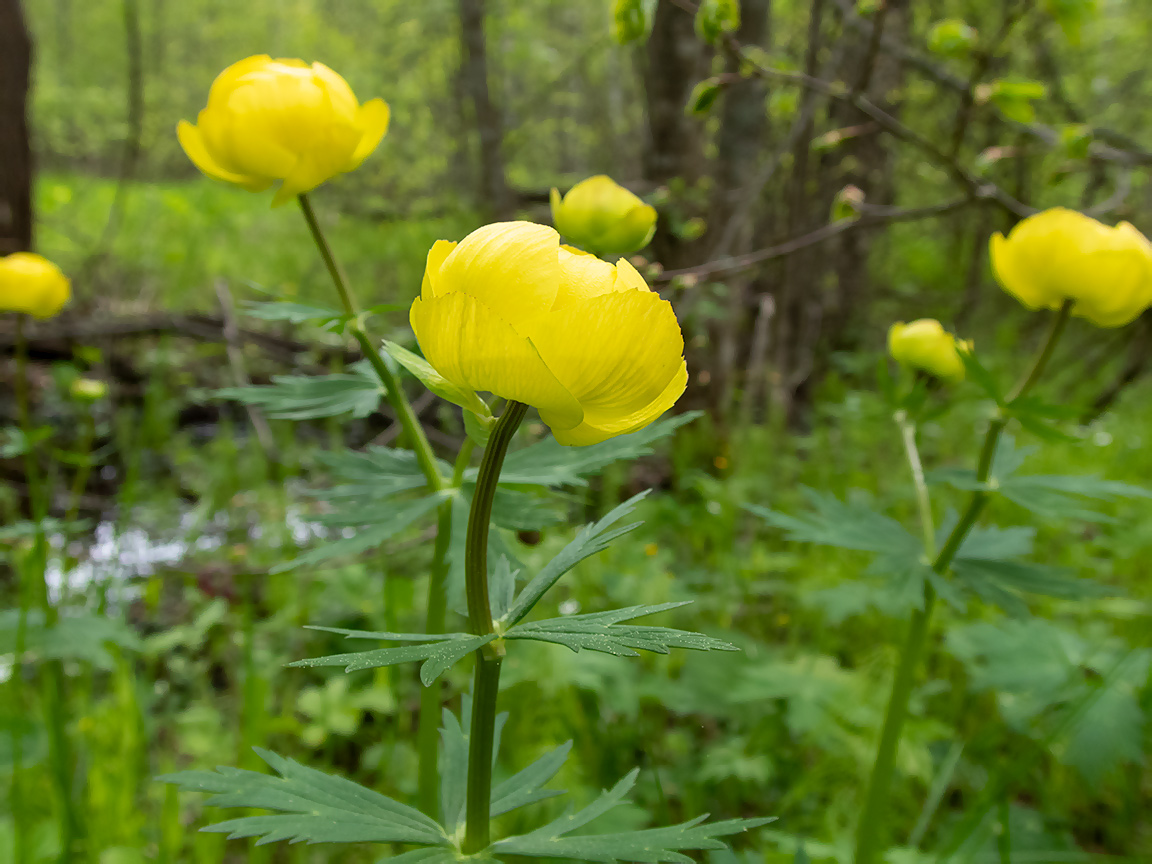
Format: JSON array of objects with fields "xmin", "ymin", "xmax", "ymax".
[
  {"xmin": 710, "ymin": 0, "xmax": 772, "ymax": 418},
  {"xmin": 641, "ymin": 0, "xmax": 706, "ymax": 270},
  {"xmin": 458, "ymin": 0, "xmax": 513, "ymax": 220},
  {"xmin": 0, "ymin": 0, "xmax": 33, "ymax": 254}
]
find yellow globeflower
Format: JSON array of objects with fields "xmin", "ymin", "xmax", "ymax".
[
  {"xmin": 888, "ymin": 319, "xmax": 970, "ymax": 382},
  {"xmin": 990, "ymin": 207, "xmax": 1152, "ymax": 327},
  {"xmin": 0, "ymin": 252, "xmax": 71, "ymax": 319},
  {"xmin": 550, "ymin": 175, "xmax": 657, "ymax": 257},
  {"xmin": 410, "ymin": 222, "xmax": 686, "ymax": 446},
  {"xmin": 177, "ymin": 55, "xmax": 390, "ymax": 207}
]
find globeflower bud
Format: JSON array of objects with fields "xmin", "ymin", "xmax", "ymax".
[
  {"xmin": 177, "ymin": 55, "xmax": 390, "ymax": 207},
  {"xmin": 70, "ymin": 378, "xmax": 108, "ymax": 401},
  {"xmin": 0, "ymin": 252, "xmax": 71, "ymax": 319},
  {"xmin": 888, "ymin": 319, "xmax": 970, "ymax": 382},
  {"xmin": 990, "ymin": 208, "xmax": 1152, "ymax": 327},
  {"xmin": 410, "ymin": 222, "xmax": 686, "ymax": 446},
  {"xmin": 550, "ymin": 176, "xmax": 657, "ymax": 257}
]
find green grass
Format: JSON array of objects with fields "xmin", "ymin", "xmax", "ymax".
[{"xmin": 34, "ymin": 172, "xmax": 479, "ymax": 313}]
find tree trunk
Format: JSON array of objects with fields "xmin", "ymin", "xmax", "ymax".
[
  {"xmin": 710, "ymin": 0, "xmax": 771, "ymax": 418},
  {"xmin": 0, "ymin": 0, "xmax": 33, "ymax": 254},
  {"xmin": 641, "ymin": 0, "xmax": 706, "ymax": 270},
  {"xmin": 458, "ymin": 0, "xmax": 513, "ymax": 219}
]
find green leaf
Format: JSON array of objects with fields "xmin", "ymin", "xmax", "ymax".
[
  {"xmin": 379, "ymin": 849, "xmax": 463, "ymax": 864},
  {"xmin": 0, "ymin": 609, "xmax": 141, "ymax": 669},
  {"xmin": 957, "ymin": 349, "xmax": 1003, "ymax": 404},
  {"xmin": 493, "ymin": 769, "xmax": 771, "ymax": 862},
  {"xmin": 490, "ymin": 740, "xmax": 572, "ymax": 818},
  {"xmin": 489, "ymin": 556, "xmax": 518, "ymax": 622},
  {"xmin": 217, "ymin": 363, "xmax": 382, "ymax": 420},
  {"xmin": 1058, "ymin": 650, "xmax": 1149, "ymax": 785},
  {"xmin": 496, "ymin": 413, "xmax": 700, "ymax": 487},
  {"xmin": 383, "ymin": 340, "xmax": 491, "ymax": 419},
  {"xmin": 503, "ymin": 492, "xmax": 650, "ymax": 627},
  {"xmin": 274, "ymin": 494, "xmax": 441, "ymax": 572},
  {"xmin": 747, "ymin": 489, "xmax": 921, "ymax": 557},
  {"xmin": 953, "ymin": 558, "xmax": 1112, "ymax": 617},
  {"xmin": 241, "ymin": 300, "xmax": 344, "ymax": 325},
  {"xmin": 290, "ymin": 629, "xmax": 494, "ymax": 686},
  {"xmin": 687, "ymin": 78, "xmax": 724, "ymax": 116},
  {"xmin": 999, "ymin": 473, "xmax": 1152, "ymax": 523},
  {"xmin": 162, "ymin": 748, "xmax": 448, "ymax": 847},
  {"xmin": 438, "ymin": 703, "xmax": 469, "ymax": 831},
  {"xmin": 505, "ymin": 602, "xmax": 738, "ymax": 658}
]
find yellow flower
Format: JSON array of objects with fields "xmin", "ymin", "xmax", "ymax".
[
  {"xmin": 990, "ymin": 207, "xmax": 1152, "ymax": 327},
  {"xmin": 177, "ymin": 55, "xmax": 390, "ymax": 207},
  {"xmin": 0, "ymin": 253, "xmax": 71, "ymax": 319},
  {"xmin": 550, "ymin": 175, "xmax": 657, "ymax": 256},
  {"xmin": 410, "ymin": 222, "xmax": 687, "ymax": 446},
  {"xmin": 887, "ymin": 319, "xmax": 970, "ymax": 382}
]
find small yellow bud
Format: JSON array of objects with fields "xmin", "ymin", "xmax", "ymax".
[
  {"xmin": 550, "ymin": 176, "xmax": 657, "ymax": 257},
  {"xmin": 644, "ymin": 543, "xmax": 659, "ymax": 557},
  {"xmin": 70, "ymin": 378, "xmax": 108, "ymax": 401},
  {"xmin": 411, "ymin": 222, "xmax": 686, "ymax": 446},
  {"xmin": 990, "ymin": 207, "xmax": 1152, "ymax": 327},
  {"xmin": 888, "ymin": 319, "xmax": 970, "ymax": 382},
  {"xmin": 0, "ymin": 253, "xmax": 71, "ymax": 319},
  {"xmin": 177, "ymin": 56, "xmax": 390, "ymax": 207}
]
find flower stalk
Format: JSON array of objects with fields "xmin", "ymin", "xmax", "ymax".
[
  {"xmin": 854, "ymin": 300, "xmax": 1073, "ymax": 864},
  {"xmin": 463, "ymin": 400, "xmax": 527, "ymax": 853},
  {"xmin": 297, "ymin": 192, "xmax": 453, "ymax": 814}
]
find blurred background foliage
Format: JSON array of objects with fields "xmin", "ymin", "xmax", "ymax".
[{"xmin": 2, "ymin": 0, "xmax": 1152, "ymax": 861}]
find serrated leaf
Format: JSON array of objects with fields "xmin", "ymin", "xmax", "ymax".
[
  {"xmin": 1058, "ymin": 650, "xmax": 1150, "ymax": 785},
  {"xmin": 503, "ymin": 492, "xmax": 650, "ymax": 627},
  {"xmin": 439, "ymin": 703, "xmax": 469, "ymax": 831},
  {"xmin": 0, "ymin": 609, "xmax": 141, "ymax": 669},
  {"xmin": 506, "ymin": 602, "xmax": 738, "ymax": 658},
  {"xmin": 275, "ymin": 495, "xmax": 441, "ymax": 572},
  {"xmin": 496, "ymin": 413, "xmax": 700, "ymax": 487},
  {"xmin": 290, "ymin": 630, "xmax": 494, "ymax": 686},
  {"xmin": 999, "ymin": 473, "xmax": 1152, "ymax": 523},
  {"xmin": 489, "ymin": 556, "xmax": 518, "ymax": 622},
  {"xmin": 217, "ymin": 363, "xmax": 382, "ymax": 420},
  {"xmin": 952, "ymin": 558, "xmax": 1111, "ymax": 616},
  {"xmin": 383, "ymin": 340, "xmax": 491, "ymax": 419},
  {"xmin": 493, "ymin": 768, "xmax": 771, "ymax": 863},
  {"xmin": 378, "ymin": 848, "xmax": 463, "ymax": 864},
  {"xmin": 161, "ymin": 747, "xmax": 448, "ymax": 847},
  {"xmin": 490, "ymin": 740, "xmax": 572, "ymax": 818},
  {"xmin": 747, "ymin": 489, "xmax": 922, "ymax": 557}
]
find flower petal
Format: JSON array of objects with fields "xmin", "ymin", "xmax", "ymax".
[
  {"xmin": 552, "ymin": 246, "xmax": 618, "ymax": 309},
  {"xmin": 410, "ymin": 292, "xmax": 583, "ymax": 429},
  {"xmin": 553, "ymin": 361, "xmax": 687, "ymax": 446},
  {"xmin": 531, "ymin": 289, "xmax": 684, "ymax": 421},
  {"xmin": 349, "ymin": 98, "xmax": 391, "ymax": 168},
  {"xmin": 177, "ymin": 120, "xmax": 270, "ymax": 191},
  {"xmin": 422, "ymin": 240, "xmax": 458, "ymax": 299},
  {"xmin": 435, "ymin": 222, "xmax": 561, "ymax": 328}
]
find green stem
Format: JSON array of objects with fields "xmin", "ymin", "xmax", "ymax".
[
  {"xmin": 15, "ymin": 317, "xmax": 80, "ymax": 859},
  {"xmin": 296, "ymin": 193, "xmax": 443, "ymax": 494},
  {"xmin": 854, "ymin": 301, "xmax": 1072, "ymax": 864},
  {"xmin": 417, "ymin": 438, "xmax": 478, "ymax": 816},
  {"xmin": 298, "ymin": 192, "xmax": 458, "ymax": 813},
  {"xmin": 463, "ymin": 401, "xmax": 527, "ymax": 854}
]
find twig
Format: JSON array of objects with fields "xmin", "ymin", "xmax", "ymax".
[
  {"xmin": 655, "ymin": 198, "xmax": 974, "ymax": 285},
  {"xmin": 215, "ymin": 279, "xmax": 279, "ymax": 462}
]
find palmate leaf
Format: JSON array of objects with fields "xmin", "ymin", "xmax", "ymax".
[
  {"xmin": 503, "ymin": 492, "xmax": 650, "ymax": 627},
  {"xmin": 217, "ymin": 362, "xmax": 383, "ymax": 420},
  {"xmin": 746, "ymin": 488, "xmax": 922, "ymax": 557},
  {"xmin": 492, "ymin": 769, "xmax": 771, "ymax": 863},
  {"xmin": 0, "ymin": 609, "xmax": 141, "ymax": 669},
  {"xmin": 274, "ymin": 494, "xmax": 441, "ymax": 573},
  {"xmin": 494, "ymin": 412, "xmax": 701, "ymax": 487},
  {"xmin": 930, "ymin": 435, "xmax": 1151, "ymax": 522},
  {"xmin": 505, "ymin": 602, "xmax": 738, "ymax": 658},
  {"xmin": 436, "ymin": 697, "xmax": 567, "ymax": 832},
  {"xmin": 289, "ymin": 627, "xmax": 495, "ymax": 687},
  {"xmin": 161, "ymin": 747, "xmax": 449, "ymax": 847}
]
